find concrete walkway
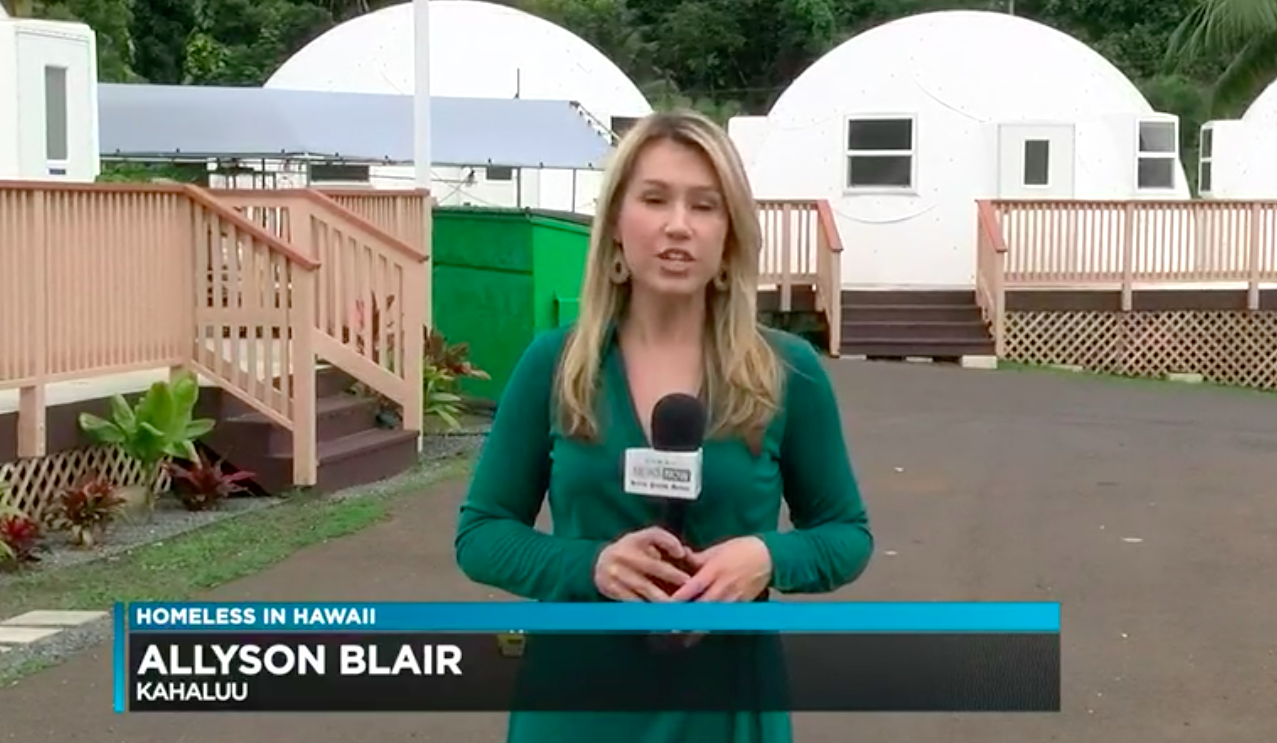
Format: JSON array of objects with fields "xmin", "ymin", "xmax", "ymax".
[
  {"xmin": 1, "ymin": 358, "xmax": 1275, "ymax": 742},
  {"xmin": 0, "ymin": 611, "xmax": 106, "ymax": 652}
]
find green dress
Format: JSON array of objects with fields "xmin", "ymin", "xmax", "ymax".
[{"xmin": 454, "ymin": 324, "xmax": 874, "ymax": 743}]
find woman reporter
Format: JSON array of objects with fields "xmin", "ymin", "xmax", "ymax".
[{"xmin": 455, "ymin": 110, "xmax": 873, "ymax": 743}]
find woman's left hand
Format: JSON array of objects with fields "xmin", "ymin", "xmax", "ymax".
[{"xmin": 670, "ymin": 536, "xmax": 773, "ymax": 602}]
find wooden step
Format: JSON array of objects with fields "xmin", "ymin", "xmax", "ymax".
[
  {"xmin": 312, "ymin": 428, "xmax": 420, "ymax": 494},
  {"xmin": 842, "ymin": 289, "xmax": 977, "ymax": 306},
  {"xmin": 218, "ymin": 366, "xmax": 357, "ymax": 419},
  {"xmin": 842, "ymin": 303, "xmax": 984, "ymax": 323},
  {"xmin": 200, "ymin": 365, "xmax": 418, "ymax": 495},
  {"xmin": 221, "ymin": 393, "xmax": 381, "ymax": 455},
  {"xmin": 841, "ymin": 338, "xmax": 996, "ymax": 358},
  {"xmin": 842, "ymin": 320, "xmax": 991, "ymax": 342}
]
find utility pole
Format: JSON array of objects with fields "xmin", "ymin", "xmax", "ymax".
[
  {"xmin": 412, "ymin": 0, "xmax": 432, "ymax": 453},
  {"xmin": 413, "ymin": 0, "xmax": 432, "ymax": 327}
]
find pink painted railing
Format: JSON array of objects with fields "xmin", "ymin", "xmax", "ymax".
[
  {"xmin": 757, "ymin": 200, "xmax": 844, "ymax": 355},
  {"xmin": 211, "ymin": 189, "xmax": 426, "ymax": 435},
  {"xmin": 976, "ymin": 201, "xmax": 1008, "ymax": 356},
  {"xmin": 0, "ymin": 181, "xmax": 428, "ymax": 487},
  {"xmin": 989, "ymin": 199, "xmax": 1277, "ymax": 310}
]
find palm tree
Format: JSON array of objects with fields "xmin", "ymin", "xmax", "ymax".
[{"xmin": 1166, "ymin": 0, "xmax": 1277, "ymax": 116}]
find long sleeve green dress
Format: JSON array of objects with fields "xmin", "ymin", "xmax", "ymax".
[{"xmin": 454, "ymin": 324, "xmax": 874, "ymax": 743}]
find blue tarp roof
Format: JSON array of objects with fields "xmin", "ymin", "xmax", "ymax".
[{"xmin": 96, "ymin": 83, "xmax": 614, "ymax": 170}]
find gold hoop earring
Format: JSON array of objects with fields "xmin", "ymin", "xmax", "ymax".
[
  {"xmin": 610, "ymin": 254, "xmax": 631, "ymax": 284},
  {"xmin": 713, "ymin": 267, "xmax": 730, "ymax": 291}
]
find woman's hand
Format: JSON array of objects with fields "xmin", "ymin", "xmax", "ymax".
[
  {"xmin": 594, "ymin": 527, "xmax": 694, "ymax": 601},
  {"xmin": 671, "ymin": 536, "xmax": 773, "ymax": 602}
]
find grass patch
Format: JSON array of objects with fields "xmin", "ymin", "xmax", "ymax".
[
  {"xmin": 0, "ymin": 455, "xmax": 474, "ymax": 619},
  {"xmin": 0, "ymin": 656, "xmax": 58, "ymax": 686}
]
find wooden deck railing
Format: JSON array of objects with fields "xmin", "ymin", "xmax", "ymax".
[
  {"xmin": 216, "ymin": 189, "xmax": 426, "ymax": 432},
  {"xmin": 976, "ymin": 198, "xmax": 1277, "ymax": 353},
  {"xmin": 988, "ymin": 199, "xmax": 1277, "ymax": 309},
  {"xmin": 757, "ymin": 200, "xmax": 844, "ymax": 355},
  {"xmin": 0, "ymin": 182, "xmax": 428, "ymax": 487},
  {"xmin": 319, "ymin": 188, "xmax": 431, "ymax": 257},
  {"xmin": 976, "ymin": 201, "xmax": 1008, "ymax": 356}
]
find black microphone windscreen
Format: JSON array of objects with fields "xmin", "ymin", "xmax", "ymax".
[{"xmin": 650, "ymin": 393, "xmax": 707, "ymax": 452}]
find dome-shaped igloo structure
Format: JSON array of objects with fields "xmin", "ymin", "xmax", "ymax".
[
  {"xmin": 1241, "ymin": 81, "xmax": 1277, "ymax": 126},
  {"xmin": 734, "ymin": 10, "xmax": 1188, "ymax": 288},
  {"xmin": 265, "ymin": 0, "xmax": 651, "ymax": 133},
  {"xmin": 1195, "ymin": 78, "xmax": 1277, "ymax": 199}
]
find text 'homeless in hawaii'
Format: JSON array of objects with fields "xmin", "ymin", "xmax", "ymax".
[{"xmin": 133, "ymin": 605, "xmax": 378, "ymax": 627}]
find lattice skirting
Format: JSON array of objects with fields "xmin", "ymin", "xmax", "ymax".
[
  {"xmin": 0, "ymin": 446, "xmax": 171, "ymax": 526},
  {"xmin": 1004, "ymin": 310, "xmax": 1277, "ymax": 390}
]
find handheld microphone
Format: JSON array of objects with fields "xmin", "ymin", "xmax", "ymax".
[
  {"xmin": 622, "ymin": 393, "xmax": 707, "ymax": 652},
  {"xmin": 623, "ymin": 392, "xmax": 707, "ymax": 544}
]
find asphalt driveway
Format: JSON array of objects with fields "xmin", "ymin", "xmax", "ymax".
[{"xmin": 1, "ymin": 359, "xmax": 1273, "ymax": 742}]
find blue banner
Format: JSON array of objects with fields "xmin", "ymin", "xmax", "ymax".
[{"xmin": 122, "ymin": 601, "xmax": 1060, "ymax": 633}]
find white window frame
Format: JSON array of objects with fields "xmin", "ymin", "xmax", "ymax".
[
  {"xmin": 1134, "ymin": 118, "xmax": 1178, "ymax": 193},
  {"xmin": 43, "ymin": 64, "xmax": 69, "ymax": 178},
  {"xmin": 843, "ymin": 114, "xmax": 917, "ymax": 194},
  {"xmin": 1198, "ymin": 123, "xmax": 1214, "ymax": 197}
]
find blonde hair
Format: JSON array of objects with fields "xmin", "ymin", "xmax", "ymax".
[{"xmin": 555, "ymin": 110, "xmax": 784, "ymax": 446}]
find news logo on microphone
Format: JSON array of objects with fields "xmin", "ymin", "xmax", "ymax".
[
  {"xmin": 112, "ymin": 600, "xmax": 1062, "ymax": 714},
  {"xmin": 623, "ymin": 448, "xmax": 702, "ymax": 499}
]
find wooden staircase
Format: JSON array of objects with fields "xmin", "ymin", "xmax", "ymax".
[
  {"xmin": 199, "ymin": 367, "xmax": 419, "ymax": 495},
  {"xmin": 840, "ymin": 290, "xmax": 996, "ymax": 359}
]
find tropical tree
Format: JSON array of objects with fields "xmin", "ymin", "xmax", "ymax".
[{"xmin": 1165, "ymin": 0, "xmax": 1277, "ymax": 115}]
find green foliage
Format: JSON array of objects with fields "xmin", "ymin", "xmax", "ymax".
[
  {"xmin": 1165, "ymin": 0, "xmax": 1277, "ymax": 117},
  {"xmin": 77, "ymin": 371, "xmax": 217, "ymax": 472},
  {"xmin": 24, "ymin": 0, "xmax": 140, "ymax": 81},
  {"xmin": 422, "ymin": 328, "xmax": 490, "ymax": 432},
  {"xmin": 182, "ymin": 0, "xmax": 334, "ymax": 85},
  {"xmin": 424, "ymin": 366, "xmax": 466, "ymax": 432},
  {"xmin": 130, "ymin": 0, "xmax": 198, "ymax": 84},
  {"xmin": 96, "ymin": 161, "xmax": 208, "ymax": 184}
]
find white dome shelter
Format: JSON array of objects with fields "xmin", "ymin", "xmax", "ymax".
[
  {"xmin": 732, "ymin": 10, "xmax": 1189, "ymax": 289},
  {"xmin": 0, "ymin": 16, "xmax": 99, "ymax": 181},
  {"xmin": 264, "ymin": 0, "xmax": 649, "ymax": 214},
  {"xmin": 266, "ymin": 0, "xmax": 651, "ymax": 134},
  {"xmin": 1197, "ymin": 81, "xmax": 1277, "ymax": 199}
]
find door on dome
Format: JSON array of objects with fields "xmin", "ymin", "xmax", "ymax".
[{"xmin": 996, "ymin": 123, "xmax": 1075, "ymax": 199}]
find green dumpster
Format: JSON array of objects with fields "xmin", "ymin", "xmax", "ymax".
[{"xmin": 432, "ymin": 207, "xmax": 591, "ymax": 403}]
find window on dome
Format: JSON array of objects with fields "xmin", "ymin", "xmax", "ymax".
[{"xmin": 845, "ymin": 116, "xmax": 915, "ymax": 190}]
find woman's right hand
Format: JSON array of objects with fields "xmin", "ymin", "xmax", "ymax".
[{"xmin": 594, "ymin": 527, "xmax": 693, "ymax": 601}]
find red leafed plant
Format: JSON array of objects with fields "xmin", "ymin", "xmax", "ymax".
[
  {"xmin": 424, "ymin": 327, "xmax": 489, "ymax": 383},
  {"xmin": 345, "ymin": 293, "xmax": 396, "ymax": 364},
  {"xmin": 0, "ymin": 513, "xmax": 41, "ymax": 567},
  {"xmin": 165, "ymin": 452, "xmax": 255, "ymax": 511},
  {"xmin": 58, "ymin": 473, "xmax": 126, "ymax": 548}
]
